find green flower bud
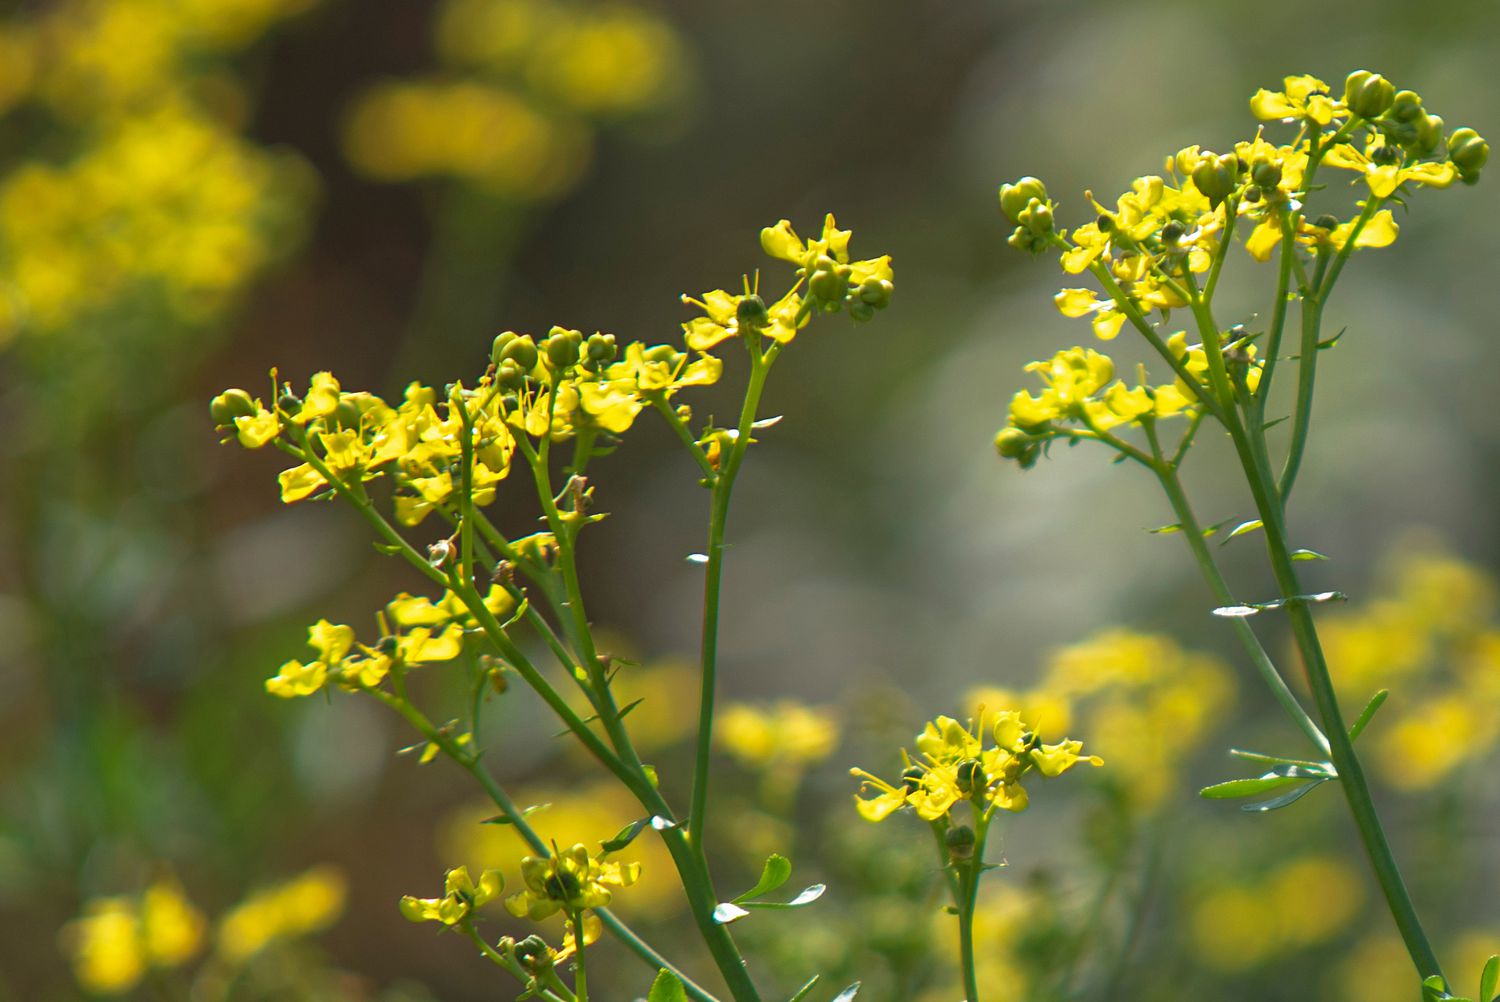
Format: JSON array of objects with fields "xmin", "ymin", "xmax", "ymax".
[
  {"xmin": 499, "ymin": 335, "xmax": 538, "ymax": 372},
  {"xmin": 858, "ymin": 278, "xmax": 894, "ymax": 308},
  {"xmin": 513, "ymin": 935, "xmax": 554, "ymax": 974},
  {"xmin": 1242, "ymin": 186, "xmax": 1262, "ymax": 203},
  {"xmin": 1312, "ymin": 213, "xmax": 1340, "ymax": 230},
  {"xmin": 999, "ymin": 176, "xmax": 1048, "ymax": 223},
  {"xmin": 994, "ymin": 426, "xmax": 1032, "ymax": 459},
  {"xmin": 543, "ymin": 327, "xmax": 583, "ymax": 369},
  {"xmin": 496, "ymin": 360, "xmax": 526, "ymax": 393},
  {"xmin": 1413, "ymin": 114, "xmax": 1444, "ymax": 156},
  {"xmin": 210, "ymin": 388, "xmax": 257, "ymax": 426},
  {"xmin": 1449, "ymin": 127, "xmax": 1489, "ymax": 173},
  {"xmin": 643, "ymin": 344, "xmax": 682, "ymax": 366},
  {"xmin": 1006, "ymin": 226, "xmax": 1033, "ymax": 252},
  {"xmin": 735, "ymin": 294, "xmax": 770, "ymax": 330},
  {"xmin": 1344, "ymin": 70, "xmax": 1395, "ymax": 119},
  {"xmin": 1191, "ymin": 153, "xmax": 1239, "ymax": 208},
  {"xmin": 1387, "ymin": 90, "xmax": 1423, "ymax": 123},
  {"xmin": 490, "ymin": 331, "xmax": 517, "ymax": 366},
  {"xmin": 1251, "ymin": 161, "xmax": 1282, "ymax": 189},
  {"xmin": 276, "ymin": 392, "xmax": 302, "ymax": 413},
  {"xmin": 1370, "ymin": 144, "xmax": 1401, "ymax": 166},
  {"xmin": 331, "ymin": 398, "xmax": 362, "ymax": 431},
  {"xmin": 808, "ymin": 262, "xmax": 848, "ymax": 303},
  {"xmin": 585, "ymin": 332, "xmax": 617, "ymax": 363},
  {"xmin": 945, "ymin": 825, "xmax": 976, "ymax": 862},
  {"xmin": 848, "ymin": 301, "xmax": 876, "ymax": 323},
  {"xmin": 1020, "ymin": 199, "xmax": 1054, "ymax": 235}
]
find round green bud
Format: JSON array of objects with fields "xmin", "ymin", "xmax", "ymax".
[
  {"xmin": 1387, "ymin": 90, "xmax": 1423, "ymax": 123},
  {"xmin": 999, "ymin": 176, "xmax": 1048, "ymax": 223},
  {"xmin": 490, "ymin": 331, "xmax": 517, "ymax": 366},
  {"xmin": 955, "ymin": 758, "xmax": 984, "ymax": 794},
  {"xmin": 993, "ymin": 426, "xmax": 1032, "ymax": 459},
  {"xmin": 499, "ymin": 336, "xmax": 538, "ymax": 372},
  {"xmin": 808, "ymin": 265, "xmax": 847, "ymax": 303},
  {"xmin": 514, "ymin": 935, "xmax": 553, "ymax": 974},
  {"xmin": 945, "ymin": 825, "xmax": 976, "ymax": 862},
  {"xmin": 858, "ymin": 278, "xmax": 893, "ymax": 308},
  {"xmin": 1413, "ymin": 114, "xmax": 1444, "ymax": 156},
  {"xmin": 735, "ymin": 293, "xmax": 770, "ymax": 329},
  {"xmin": 1006, "ymin": 226, "xmax": 1033, "ymax": 251},
  {"xmin": 848, "ymin": 301, "xmax": 876, "ymax": 323},
  {"xmin": 1251, "ymin": 161, "xmax": 1282, "ymax": 189},
  {"xmin": 900, "ymin": 764, "xmax": 926, "ymax": 793},
  {"xmin": 585, "ymin": 332, "xmax": 617, "ymax": 363},
  {"xmin": 1191, "ymin": 154, "xmax": 1239, "ymax": 207},
  {"xmin": 1312, "ymin": 213, "xmax": 1340, "ymax": 230},
  {"xmin": 496, "ymin": 360, "xmax": 526, "ymax": 393},
  {"xmin": 544, "ymin": 337, "xmax": 577, "ymax": 370},
  {"xmin": 1242, "ymin": 186, "xmax": 1262, "ymax": 203},
  {"xmin": 643, "ymin": 344, "xmax": 681, "ymax": 366},
  {"xmin": 376, "ymin": 635, "xmax": 399, "ymax": 655},
  {"xmin": 210, "ymin": 388, "xmax": 257, "ymax": 425},
  {"xmin": 1344, "ymin": 70, "xmax": 1395, "ymax": 119},
  {"xmin": 1158, "ymin": 220, "xmax": 1186, "ymax": 244},
  {"xmin": 1370, "ymin": 144, "xmax": 1401, "ymax": 166},
  {"xmin": 1449, "ymin": 127, "xmax": 1489, "ymax": 172},
  {"xmin": 332, "ymin": 398, "xmax": 362, "ymax": 431},
  {"xmin": 1020, "ymin": 199, "xmax": 1054, "ymax": 235},
  {"xmin": 276, "ymin": 392, "xmax": 301, "ymax": 413}
]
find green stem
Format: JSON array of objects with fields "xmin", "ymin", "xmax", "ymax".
[
  {"xmin": 462, "ymin": 922, "xmax": 573, "ymax": 1002},
  {"xmin": 689, "ymin": 341, "xmax": 778, "ymax": 847},
  {"xmin": 953, "ymin": 812, "xmax": 991, "ymax": 1002},
  {"xmin": 1141, "ymin": 423, "xmax": 1328, "ymax": 753},
  {"xmin": 1180, "ymin": 270, "xmax": 1443, "ymax": 983},
  {"xmin": 652, "ymin": 397, "xmax": 720, "ymax": 484},
  {"xmin": 1252, "ymin": 206, "xmax": 1300, "ymax": 418},
  {"xmin": 570, "ymin": 910, "xmax": 589, "ymax": 1002}
]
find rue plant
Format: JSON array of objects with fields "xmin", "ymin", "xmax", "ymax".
[
  {"xmin": 991, "ymin": 69, "xmax": 1494, "ymax": 1002},
  {"xmin": 213, "ymin": 216, "xmax": 892, "ymax": 1002}
]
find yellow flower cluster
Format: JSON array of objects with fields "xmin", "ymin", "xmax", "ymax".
[
  {"xmin": 343, "ymin": 0, "xmax": 689, "ymax": 198},
  {"xmin": 851, "ymin": 711, "xmax": 1100, "ymax": 825},
  {"xmin": 1318, "ymin": 545, "xmax": 1500, "ymax": 791},
  {"xmin": 399, "ymin": 866, "xmax": 505, "ymax": 926},
  {"xmin": 0, "ymin": 1, "xmax": 313, "ymax": 344},
  {"xmin": 213, "ymin": 215, "xmax": 891, "ymax": 515},
  {"xmin": 264, "ymin": 607, "xmax": 485, "ymax": 699},
  {"xmin": 717, "ymin": 701, "xmax": 841, "ymax": 771},
  {"xmin": 62, "ymin": 867, "xmax": 346, "ymax": 994},
  {"xmin": 61, "ymin": 879, "xmax": 204, "ymax": 995},
  {"xmin": 969, "ymin": 629, "xmax": 1233, "ymax": 810}
]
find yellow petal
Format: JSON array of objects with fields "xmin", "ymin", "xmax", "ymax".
[
  {"xmin": 1244, "ymin": 219, "xmax": 1283, "ymax": 262},
  {"xmin": 1250, "ymin": 89, "xmax": 1295, "ymax": 120},
  {"xmin": 1054, "ymin": 287, "xmax": 1099, "ymax": 318},
  {"xmin": 278, "ymin": 463, "xmax": 326, "ymax": 503},
  {"xmin": 1092, "ymin": 310, "xmax": 1126, "ymax": 341}
]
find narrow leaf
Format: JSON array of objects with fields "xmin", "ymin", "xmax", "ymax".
[
  {"xmin": 648, "ymin": 969, "xmax": 688, "ymax": 1002},
  {"xmin": 1202, "ymin": 516, "xmax": 1239, "ymax": 537},
  {"xmin": 1147, "ymin": 523, "xmax": 1184, "ymax": 535},
  {"xmin": 686, "ymin": 553, "xmax": 709, "ymax": 565},
  {"xmin": 733, "ymin": 854, "xmax": 793, "ymax": 903},
  {"xmin": 831, "ymin": 984, "xmax": 861, "ymax": 1002},
  {"xmin": 1201, "ymin": 765, "xmax": 1325, "ymax": 800},
  {"xmin": 1241, "ymin": 778, "xmax": 1327, "ymax": 812},
  {"xmin": 601, "ymin": 817, "xmax": 650, "ymax": 853},
  {"xmin": 374, "ymin": 542, "xmax": 404, "ymax": 556},
  {"xmin": 1348, "ymin": 689, "xmax": 1390, "ymax": 742},
  {"xmin": 1219, "ymin": 519, "xmax": 1264, "ymax": 546},
  {"xmin": 1262, "ymin": 415, "xmax": 1289, "ymax": 430},
  {"xmin": 743, "ymin": 884, "xmax": 826, "ymax": 910},
  {"xmin": 482, "ymin": 803, "xmax": 548, "ymax": 825},
  {"xmin": 786, "ymin": 976, "xmax": 820, "ymax": 1002},
  {"xmin": 1212, "ymin": 604, "xmax": 1261, "ymax": 618},
  {"xmin": 1229, "ymin": 748, "xmax": 1331, "ymax": 770},
  {"xmin": 650, "ymin": 815, "xmax": 677, "ymax": 830},
  {"xmin": 1291, "ymin": 548, "xmax": 1329, "ymax": 561},
  {"xmin": 712, "ymin": 902, "xmax": 750, "ymax": 925}
]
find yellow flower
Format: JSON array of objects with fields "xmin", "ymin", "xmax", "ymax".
[
  {"xmin": 1250, "ymin": 74, "xmax": 1339, "ymax": 125},
  {"xmin": 62, "ymin": 879, "xmax": 206, "ymax": 995},
  {"xmin": 1323, "ymin": 141, "xmax": 1456, "ymax": 198},
  {"xmin": 717, "ymin": 701, "xmax": 840, "ymax": 769},
  {"xmin": 216, "ymin": 866, "xmax": 347, "ymax": 963},
  {"xmin": 681, "ymin": 285, "xmax": 804, "ymax": 350},
  {"xmin": 399, "ymin": 866, "xmax": 504, "ymax": 925},
  {"xmin": 505, "ymin": 843, "xmax": 640, "ymax": 920}
]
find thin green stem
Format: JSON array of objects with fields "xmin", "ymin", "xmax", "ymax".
[
  {"xmin": 953, "ymin": 812, "xmax": 991, "ymax": 1002},
  {"xmin": 652, "ymin": 397, "xmax": 719, "ymax": 483},
  {"xmin": 462, "ymin": 922, "xmax": 573, "ymax": 1002},
  {"xmin": 689, "ymin": 341, "xmax": 779, "ymax": 848},
  {"xmin": 1252, "ymin": 206, "xmax": 1300, "ymax": 418},
  {"xmin": 570, "ymin": 910, "xmax": 589, "ymax": 1002}
]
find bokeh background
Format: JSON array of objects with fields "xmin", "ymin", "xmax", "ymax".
[{"xmin": 2, "ymin": 0, "xmax": 1499, "ymax": 999}]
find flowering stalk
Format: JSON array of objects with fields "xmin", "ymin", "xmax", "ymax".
[{"xmin": 994, "ymin": 69, "xmax": 1487, "ymax": 991}]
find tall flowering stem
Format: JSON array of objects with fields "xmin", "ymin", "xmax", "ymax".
[{"xmin": 995, "ymin": 69, "xmax": 1488, "ymax": 990}]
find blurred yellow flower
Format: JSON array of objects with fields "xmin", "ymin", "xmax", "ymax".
[
  {"xmin": 215, "ymin": 865, "xmax": 347, "ymax": 964},
  {"xmin": 718, "ymin": 701, "xmax": 840, "ymax": 770},
  {"xmin": 61, "ymin": 878, "xmax": 205, "ymax": 995}
]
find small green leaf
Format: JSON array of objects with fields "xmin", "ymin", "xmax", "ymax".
[
  {"xmin": 1200, "ymin": 770, "xmax": 1320, "ymax": 800},
  {"xmin": 1479, "ymin": 954, "xmax": 1498, "ymax": 1002},
  {"xmin": 1219, "ymin": 519, "xmax": 1263, "ymax": 546},
  {"xmin": 733, "ymin": 854, "xmax": 793, "ymax": 903},
  {"xmin": 712, "ymin": 902, "xmax": 750, "ymax": 925},
  {"xmin": 648, "ymin": 968, "xmax": 688, "ymax": 1002},
  {"xmin": 374, "ymin": 542, "xmax": 404, "ymax": 555},
  {"xmin": 1241, "ymin": 779, "xmax": 1327, "ymax": 812},
  {"xmin": 1423, "ymin": 974, "xmax": 1451, "ymax": 1002},
  {"xmin": 1229, "ymin": 748, "xmax": 1331, "ymax": 770},
  {"xmin": 1262, "ymin": 415, "xmax": 1289, "ymax": 430},
  {"xmin": 1148, "ymin": 522, "xmax": 1184, "ymax": 535},
  {"xmin": 601, "ymin": 818, "xmax": 651, "ymax": 852},
  {"xmin": 831, "ymin": 984, "xmax": 861, "ymax": 1002},
  {"xmin": 1291, "ymin": 548, "xmax": 1330, "ymax": 561},
  {"xmin": 786, "ymin": 976, "xmax": 820, "ymax": 1002},
  {"xmin": 481, "ymin": 803, "xmax": 549, "ymax": 825},
  {"xmin": 1348, "ymin": 689, "xmax": 1390, "ymax": 742}
]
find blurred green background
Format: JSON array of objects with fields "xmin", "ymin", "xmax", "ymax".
[{"xmin": 2, "ymin": 0, "xmax": 1499, "ymax": 999}]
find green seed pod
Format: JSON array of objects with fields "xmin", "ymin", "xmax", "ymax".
[
  {"xmin": 496, "ymin": 360, "xmax": 526, "ymax": 393},
  {"xmin": 1449, "ymin": 127, "xmax": 1490, "ymax": 172},
  {"xmin": 1191, "ymin": 153, "xmax": 1239, "ymax": 208},
  {"xmin": 945, "ymin": 825, "xmax": 976, "ymax": 862},
  {"xmin": 1312, "ymin": 213, "xmax": 1340, "ymax": 230},
  {"xmin": 210, "ymin": 388, "xmax": 257, "ymax": 426},
  {"xmin": 900, "ymin": 764, "xmax": 926, "ymax": 793},
  {"xmin": 1251, "ymin": 161, "xmax": 1282, "ymax": 189},
  {"xmin": 585, "ymin": 332, "xmax": 617, "ymax": 363},
  {"xmin": 514, "ymin": 935, "xmax": 554, "ymax": 974},
  {"xmin": 1370, "ymin": 144, "xmax": 1402, "ymax": 166},
  {"xmin": 499, "ymin": 335, "xmax": 538, "ymax": 372},
  {"xmin": 955, "ymin": 758, "xmax": 984, "ymax": 794},
  {"xmin": 1344, "ymin": 70, "xmax": 1395, "ymax": 119},
  {"xmin": 543, "ymin": 327, "xmax": 583, "ymax": 369},
  {"xmin": 276, "ymin": 392, "xmax": 302, "ymax": 413},
  {"xmin": 999, "ymin": 176, "xmax": 1048, "ymax": 223},
  {"xmin": 735, "ymin": 293, "xmax": 770, "ymax": 329},
  {"xmin": 848, "ymin": 301, "xmax": 876, "ymax": 323},
  {"xmin": 331, "ymin": 398, "xmax": 362, "ymax": 431}
]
